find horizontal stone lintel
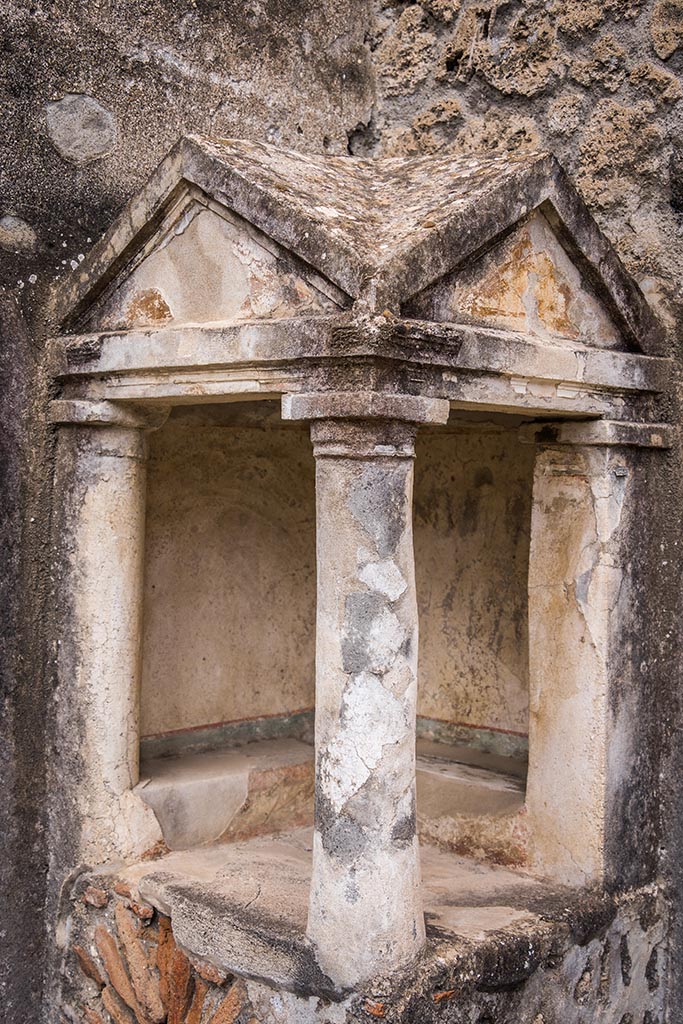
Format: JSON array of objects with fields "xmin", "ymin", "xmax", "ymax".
[
  {"xmin": 49, "ymin": 399, "xmax": 170, "ymax": 430},
  {"xmin": 282, "ymin": 390, "xmax": 450, "ymax": 425},
  {"xmin": 520, "ymin": 419, "xmax": 674, "ymax": 449},
  {"xmin": 47, "ymin": 317, "xmax": 670, "ymax": 396}
]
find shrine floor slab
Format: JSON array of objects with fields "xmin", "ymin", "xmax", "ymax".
[{"xmin": 122, "ymin": 827, "xmax": 575, "ymax": 1000}]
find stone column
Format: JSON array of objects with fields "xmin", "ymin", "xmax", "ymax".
[
  {"xmin": 283, "ymin": 392, "xmax": 449, "ymax": 990},
  {"xmin": 49, "ymin": 400, "xmax": 168, "ymax": 864},
  {"xmin": 521, "ymin": 420, "xmax": 670, "ymax": 887}
]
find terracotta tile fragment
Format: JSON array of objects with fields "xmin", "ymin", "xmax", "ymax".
[
  {"xmin": 166, "ymin": 947, "xmax": 194, "ymax": 1024},
  {"xmin": 207, "ymin": 980, "xmax": 247, "ymax": 1024},
  {"xmin": 74, "ymin": 944, "xmax": 105, "ymax": 987},
  {"xmin": 363, "ymin": 999, "xmax": 387, "ymax": 1018},
  {"xmin": 83, "ymin": 886, "xmax": 109, "ymax": 909},
  {"xmin": 185, "ymin": 977, "xmax": 208, "ymax": 1024},
  {"xmin": 114, "ymin": 902, "xmax": 165, "ymax": 1023},
  {"xmin": 155, "ymin": 916, "xmax": 175, "ymax": 1009},
  {"xmin": 130, "ymin": 901, "xmax": 155, "ymax": 923},
  {"xmin": 94, "ymin": 925, "xmax": 149, "ymax": 1023},
  {"xmin": 189, "ymin": 957, "xmax": 230, "ymax": 986},
  {"xmin": 101, "ymin": 985, "xmax": 137, "ymax": 1024},
  {"xmin": 114, "ymin": 882, "xmax": 133, "ymax": 899}
]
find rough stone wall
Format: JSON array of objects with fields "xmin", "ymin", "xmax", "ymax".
[
  {"xmin": 0, "ymin": 0, "xmax": 376, "ymax": 322},
  {"xmin": 0, "ymin": 296, "xmax": 52, "ymax": 1024},
  {"xmin": 365, "ymin": 0, "xmax": 683, "ymax": 338},
  {"xmin": 2, "ymin": 0, "xmax": 682, "ymax": 332}
]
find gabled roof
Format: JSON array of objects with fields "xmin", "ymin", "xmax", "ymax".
[{"xmin": 51, "ymin": 135, "xmax": 663, "ymax": 354}]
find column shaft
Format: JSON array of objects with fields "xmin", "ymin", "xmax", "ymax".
[
  {"xmin": 53, "ymin": 422, "xmax": 154, "ymax": 862},
  {"xmin": 526, "ymin": 443, "xmax": 630, "ymax": 885},
  {"xmin": 308, "ymin": 418, "xmax": 425, "ymax": 988}
]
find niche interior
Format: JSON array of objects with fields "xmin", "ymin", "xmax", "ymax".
[{"xmin": 136, "ymin": 400, "xmax": 532, "ymax": 863}]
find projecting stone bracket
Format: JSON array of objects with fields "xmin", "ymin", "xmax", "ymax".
[
  {"xmin": 49, "ymin": 398, "xmax": 171, "ymax": 431},
  {"xmin": 520, "ymin": 419, "xmax": 674, "ymax": 449}
]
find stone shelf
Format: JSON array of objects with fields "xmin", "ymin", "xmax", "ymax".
[
  {"xmin": 122, "ymin": 826, "xmax": 575, "ymax": 1002},
  {"xmin": 136, "ymin": 737, "xmax": 315, "ymax": 849},
  {"xmin": 136, "ymin": 735, "xmax": 527, "ymax": 858}
]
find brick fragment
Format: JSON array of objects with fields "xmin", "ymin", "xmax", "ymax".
[
  {"xmin": 130, "ymin": 901, "xmax": 155, "ymax": 923},
  {"xmin": 101, "ymin": 986, "xmax": 137, "ymax": 1024},
  {"xmin": 207, "ymin": 981, "xmax": 247, "ymax": 1024},
  {"xmin": 114, "ymin": 902, "xmax": 165, "ymax": 1023},
  {"xmin": 83, "ymin": 887, "xmax": 109, "ymax": 909},
  {"xmin": 185, "ymin": 977, "xmax": 208, "ymax": 1024},
  {"xmin": 82, "ymin": 1006, "xmax": 106, "ymax": 1024},
  {"xmin": 166, "ymin": 947, "xmax": 194, "ymax": 1024},
  {"xmin": 95, "ymin": 926, "xmax": 150, "ymax": 1023},
  {"xmin": 74, "ymin": 944, "xmax": 105, "ymax": 987},
  {"xmin": 189, "ymin": 956, "xmax": 230, "ymax": 987},
  {"xmin": 155, "ymin": 916, "xmax": 174, "ymax": 1009}
]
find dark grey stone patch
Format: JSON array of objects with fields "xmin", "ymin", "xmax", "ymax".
[
  {"xmin": 391, "ymin": 812, "xmax": 416, "ymax": 845},
  {"xmin": 620, "ymin": 934, "xmax": 632, "ymax": 986},
  {"xmin": 316, "ymin": 788, "xmax": 368, "ymax": 863},
  {"xmin": 348, "ymin": 463, "xmax": 407, "ymax": 558},
  {"xmin": 341, "ymin": 591, "xmax": 386, "ymax": 675}
]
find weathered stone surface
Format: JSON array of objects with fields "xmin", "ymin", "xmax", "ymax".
[
  {"xmin": 66, "ymin": 851, "xmax": 667, "ymax": 1022},
  {"xmin": 0, "ymin": 214, "xmax": 37, "ymax": 255},
  {"xmin": 0, "ymin": 0, "xmax": 375, "ymax": 314},
  {"xmin": 651, "ymin": 0, "xmax": 683, "ymax": 57},
  {"xmin": 570, "ymin": 34, "xmax": 628, "ymax": 92},
  {"xmin": 45, "ymin": 94, "xmax": 117, "ymax": 164}
]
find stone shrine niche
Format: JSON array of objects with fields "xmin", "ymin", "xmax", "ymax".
[{"xmin": 47, "ymin": 135, "xmax": 670, "ymax": 1022}]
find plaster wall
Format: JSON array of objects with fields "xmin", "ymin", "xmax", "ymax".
[{"xmin": 140, "ymin": 407, "xmax": 531, "ymax": 745}]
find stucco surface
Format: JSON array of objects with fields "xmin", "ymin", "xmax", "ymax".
[
  {"xmin": 140, "ymin": 407, "xmax": 531, "ymax": 743},
  {"xmin": 140, "ymin": 409, "xmax": 317, "ymax": 738},
  {"xmin": 415, "ymin": 423, "xmax": 532, "ymax": 738},
  {"xmin": 407, "ymin": 209, "xmax": 622, "ymax": 348},
  {"xmin": 93, "ymin": 204, "xmax": 339, "ymax": 331}
]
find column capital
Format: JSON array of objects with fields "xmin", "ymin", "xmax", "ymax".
[
  {"xmin": 49, "ymin": 399, "xmax": 171, "ymax": 431},
  {"xmin": 519, "ymin": 419, "xmax": 673, "ymax": 449}
]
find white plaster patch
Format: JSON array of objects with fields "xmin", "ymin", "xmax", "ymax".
[
  {"xmin": 247, "ymin": 979, "xmax": 349, "ymax": 1023},
  {"xmin": 365, "ymin": 604, "xmax": 405, "ymax": 673},
  {"xmin": 321, "ymin": 672, "xmax": 406, "ymax": 812},
  {"xmin": 591, "ymin": 467, "xmax": 628, "ymax": 545},
  {"xmin": 358, "ymin": 558, "xmax": 407, "ymax": 603}
]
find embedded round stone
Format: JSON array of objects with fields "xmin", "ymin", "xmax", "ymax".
[
  {"xmin": 45, "ymin": 94, "xmax": 116, "ymax": 164},
  {"xmin": 0, "ymin": 214, "xmax": 37, "ymax": 254}
]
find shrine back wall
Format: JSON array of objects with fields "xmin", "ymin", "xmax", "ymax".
[
  {"xmin": 2, "ymin": 2, "xmax": 683, "ymax": 1023},
  {"xmin": 140, "ymin": 407, "xmax": 533, "ymax": 746}
]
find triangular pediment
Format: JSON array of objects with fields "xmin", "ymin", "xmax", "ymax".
[
  {"xmin": 51, "ymin": 136, "xmax": 663, "ymax": 354},
  {"xmin": 80, "ymin": 191, "xmax": 346, "ymax": 333},
  {"xmin": 404, "ymin": 210, "xmax": 622, "ymax": 350}
]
